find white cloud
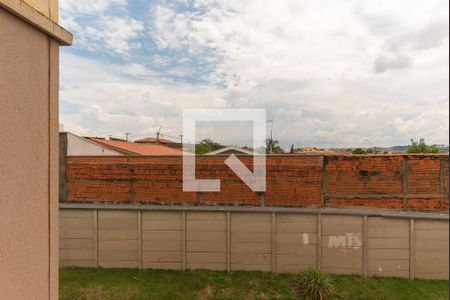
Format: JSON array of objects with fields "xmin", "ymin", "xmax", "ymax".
[
  {"xmin": 385, "ymin": 21, "xmax": 449, "ymax": 52},
  {"xmin": 60, "ymin": 0, "xmax": 126, "ymax": 14},
  {"xmin": 60, "ymin": 0, "xmax": 144, "ymax": 55},
  {"xmin": 60, "ymin": 53, "xmax": 228, "ymax": 141},
  {"xmin": 149, "ymin": 0, "xmax": 449, "ymax": 87},
  {"xmin": 60, "ymin": 0, "xmax": 449, "ymax": 147},
  {"xmin": 373, "ymin": 54, "xmax": 412, "ymax": 73}
]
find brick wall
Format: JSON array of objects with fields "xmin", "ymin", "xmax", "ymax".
[{"xmin": 64, "ymin": 154, "xmax": 449, "ymax": 212}]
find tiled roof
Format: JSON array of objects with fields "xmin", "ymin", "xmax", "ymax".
[
  {"xmin": 89, "ymin": 138, "xmax": 184, "ymax": 155},
  {"xmin": 205, "ymin": 146, "xmax": 254, "ymax": 155}
]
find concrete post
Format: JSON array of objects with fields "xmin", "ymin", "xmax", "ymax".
[
  {"xmin": 271, "ymin": 213, "xmax": 277, "ymax": 273},
  {"xmin": 409, "ymin": 219, "xmax": 415, "ymax": 279},
  {"xmin": 182, "ymin": 211, "xmax": 187, "ymax": 271},
  {"xmin": 226, "ymin": 212, "xmax": 231, "ymax": 272},
  {"xmin": 317, "ymin": 214, "xmax": 322, "ymax": 270}
]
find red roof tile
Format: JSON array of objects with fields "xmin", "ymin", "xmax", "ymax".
[{"xmin": 89, "ymin": 138, "xmax": 184, "ymax": 156}]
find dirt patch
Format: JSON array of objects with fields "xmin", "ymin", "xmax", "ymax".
[{"xmin": 197, "ymin": 285, "xmax": 214, "ymax": 300}]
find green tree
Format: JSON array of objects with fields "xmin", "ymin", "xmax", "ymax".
[
  {"xmin": 265, "ymin": 138, "xmax": 284, "ymax": 154},
  {"xmin": 407, "ymin": 138, "xmax": 442, "ymax": 154},
  {"xmin": 109, "ymin": 137, "xmax": 127, "ymax": 142},
  {"xmin": 195, "ymin": 139, "xmax": 224, "ymax": 155},
  {"xmin": 289, "ymin": 144, "xmax": 294, "ymax": 154},
  {"xmin": 352, "ymin": 148, "xmax": 367, "ymax": 154}
]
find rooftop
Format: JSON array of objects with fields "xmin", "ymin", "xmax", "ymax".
[
  {"xmin": 205, "ymin": 146, "xmax": 254, "ymax": 155},
  {"xmin": 89, "ymin": 138, "xmax": 185, "ymax": 156}
]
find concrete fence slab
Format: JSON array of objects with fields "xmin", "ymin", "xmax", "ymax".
[{"xmin": 59, "ymin": 204, "xmax": 449, "ymax": 279}]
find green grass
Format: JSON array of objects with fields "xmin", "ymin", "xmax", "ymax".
[{"xmin": 60, "ymin": 267, "xmax": 448, "ymax": 300}]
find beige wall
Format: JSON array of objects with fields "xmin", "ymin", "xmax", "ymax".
[
  {"xmin": 24, "ymin": 0, "xmax": 58, "ymax": 21},
  {"xmin": 0, "ymin": 3, "xmax": 62, "ymax": 298},
  {"xmin": 415, "ymin": 220, "xmax": 449, "ymax": 279},
  {"xmin": 368, "ymin": 218, "xmax": 410, "ymax": 277},
  {"xmin": 98, "ymin": 211, "xmax": 139, "ymax": 268},
  {"xmin": 60, "ymin": 206, "xmax": 449, "ymax": 280},
  {"xmin": 59, "ymin": 210, "xmax": 97, "ymax": 268},
  {"xmin": 64, "ymin": 132, "xmax": 123, "ymax": 156},
  {"xmin": 321, "ymin": 215, "xmax": 363, "ymax": 275},
  {"xmin": 231, "ymin": 213, "xmax": 272, "ymax": 272},
  {"xmin": 142, "ymin": 211, "xmax": 183, "ymax": 270},
  {"xmin": 275, "ymin": 214, "xmax": 317, "ymax": 273}
]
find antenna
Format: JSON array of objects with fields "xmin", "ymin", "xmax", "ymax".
[{"xmin": 364, "ymin": 139, "xmax": 376, "ymax": 154}]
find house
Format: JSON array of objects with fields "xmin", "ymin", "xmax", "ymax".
[
  {"xmin": 59, "ymin": 132, "xmax": 123, "ymax": 202},
  {"xmin": 60, "ymin": 132, "xmax": 123, "ymax": 156},
  {"xmin": 295, "ymin": 147, "xmax": 338, "ymax": 154},
  {"xmin": 88, "ymin": 138, "xmax": 185, "ymax": 156},
  {"xmin": 135, "ymin": 136, "xmax": 182, "ymax": 149},
  {"xmin": 299, "ymin": 146, "xmax": 319, "ymax": 153},
  {"xmin": 205, "ymin": 146, "xmax": 254, "ymax": 155},
  {"xmin": 0, "ymin": 0, "xmax": 72, "ymax": 297}
]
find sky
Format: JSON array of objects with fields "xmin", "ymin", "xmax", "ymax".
[{"xmin": 59, "ymin": 0, "xmax": 449, "ymax": 148}]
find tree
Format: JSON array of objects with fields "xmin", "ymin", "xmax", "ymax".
[
  {"xmin": 407, "ymin": 138, "xmax": 442, "ymax": 154},
  {"xmin": 195, "ymin": 139, "xmax": 224, "ymax": 155},
  {"xmin": 352, "ymin": 148, "xmax": 367, "ymax": 154},
  {"xmin": 109, "ymin": 137, "xmax": 127, "ymax": 142},
  {"xmin": 290, "ymin": 144, "xmax": 294, "ymax": 154},
  {"xmin": 265, "ymin": 138, "xmax": 284, "ymax": 154}
]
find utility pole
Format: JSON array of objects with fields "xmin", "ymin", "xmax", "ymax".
[
  {"xmin": 156, "ymin": 125, "xmax": 163, "ymax": 144},
  {"xmin": 267, "ymin": 120, "xmax": 274, "ymax": 154},
  {"xmin": 179, "ymin": 134, "xmax": 183, "ymax": 150}
]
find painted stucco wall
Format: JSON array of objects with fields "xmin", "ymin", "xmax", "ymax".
[
  {"xmin": 0, "ymin": 6, "xmax": 59, "ymax": 299},
  {"xmin": 64, "ymin": 132, "xmax": 123, "ymax": 156},
  {"xmin": 24, "ymin": 0, "xmax": 58, "ymax": 22}
]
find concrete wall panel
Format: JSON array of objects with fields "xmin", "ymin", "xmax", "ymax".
[
  {"xmin": 59, "ymin": 210, "xmax": 96, "ymax": 267},
  {"xmin": 142, "ymin": 211, "xmax": 182, "ymax": 270},
  {"xmin": 59, "ymin": 208, "xmax": 449, "ymax": 280},
  {"xmin": 321, "ymin": 215, "xmax": 363, "ymax": 275},
  {"xmin": 186, "ymin": 212, "xmax": 226, "ymax": 270},
  {"xmin": 415, "ymin": 220, "xmax": 449, "ymax": 279},
  {"xmin": 275, "ymin": 214, "xmax": 317, "ymax": 273},
  {"xmin": 231, "ymin": 213, "xmax": 272, "ymax": 271},
  {"xmin": 98, "ymin": 210, "xmax": 138, "ymax": 268},
  {"xmin": 367, "ymin": 217, "xmax": 409, "ymax": 278}
]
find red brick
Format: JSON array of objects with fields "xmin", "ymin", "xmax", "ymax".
[{"xmin": 65, "ymin": 154, "xmax": 449, "ymax": 212}]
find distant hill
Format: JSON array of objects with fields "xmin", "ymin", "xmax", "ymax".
[{"xmin": 377, "ymin": 145, "xmax": 449, "ymax": 153}]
